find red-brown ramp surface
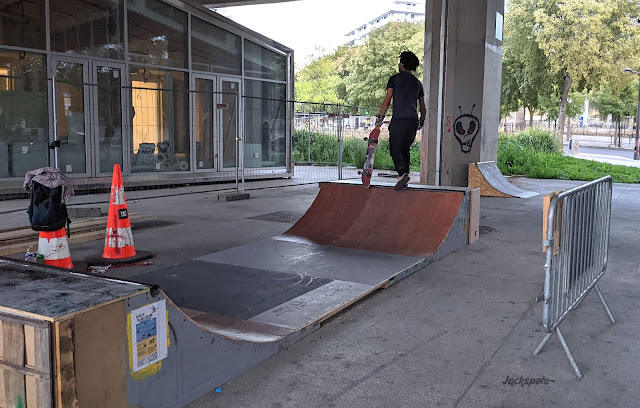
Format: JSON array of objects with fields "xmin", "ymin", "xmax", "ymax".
[{"xmin": 285, "ymin": 183, "xmax": 463, "ymax": 257}]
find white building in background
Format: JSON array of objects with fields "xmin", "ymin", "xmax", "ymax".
[{"xmin": 344, "ymin": 1, "xmax": 425, "ymax": 47}]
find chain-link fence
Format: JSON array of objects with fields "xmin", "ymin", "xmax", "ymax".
[{"xmin": 501, "ymin": 120, "xmax": 636, "ymax": 146}]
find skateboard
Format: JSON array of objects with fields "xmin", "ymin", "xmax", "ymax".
[{"xmin": 358, "ymin": 125, "xmax": 381, "ymax": 188}]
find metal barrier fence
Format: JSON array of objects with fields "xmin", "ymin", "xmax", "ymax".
[{"xmin": 534, "ymin": 176, "xmax": 615, "ymax": 378}]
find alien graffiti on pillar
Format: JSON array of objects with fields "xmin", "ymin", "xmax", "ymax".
[{"xmin": 453, "ymin": 105, "xmax": 480, "ymax": 153}]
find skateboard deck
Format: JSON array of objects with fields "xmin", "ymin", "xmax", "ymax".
[{"xmin": 358, "ymin": 126, "xmax": 381, "ymax": 188}]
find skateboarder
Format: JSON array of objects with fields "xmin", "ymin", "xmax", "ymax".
[{"xmin": 376, "ymin": 51, "xmax": 426, "ymax": 190}]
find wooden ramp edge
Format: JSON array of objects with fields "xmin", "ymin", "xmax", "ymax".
[{"xmin": 468, "ymin": 161, "xmax": 539, "ymax": 198}]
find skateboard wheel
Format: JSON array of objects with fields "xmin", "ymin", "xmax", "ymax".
[
  {"xmin": 358, "ymin": 171, "xmax": 362, "ymax": 175},
  {"xmin": 364, "ymin": 137, "xmax": 368, "ymax": 141}
]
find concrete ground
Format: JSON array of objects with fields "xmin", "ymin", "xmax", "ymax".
[{"xmin": 1, "ymin": 175, "xmax": 639, "ymax": 407}]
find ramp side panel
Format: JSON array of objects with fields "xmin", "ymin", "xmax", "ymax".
[
  {"xmin": 284, "ymin": 182, "xmax": 371, "ymax": 245},
  {"xmin": 387, "ymin": 190, "xmax": 473, "ymax": 284},
  {"xmin": 332, "ymin": 189, "xmax": 464, "ymax": 257},
  {"xmin": 125, "ymin": 292, "xmax": 314, "ymax": 408},
  {"xmin": 474, "ymin": 162, "xmax": 539, "ymax": 198}
]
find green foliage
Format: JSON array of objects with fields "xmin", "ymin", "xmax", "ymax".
[
  {"xmin": 295, "ymin": 53, "xmax": 343, "ymax": 105},
  {"xmin": 343, "ymin": 22, "xmax": 425, "ymax": 108},
  {"xmin": 593, "ymin": 79, "xmax": 639, "ymax": 122},
  {"xmin": 497, "ymin": 129, "xmax": 640, "ymax": 183},
  {"xmin": 502, "ymin": 0, "xmax": 560, "ymax": 119},
  {"xmin": 293, "ymin": 130, "xmax": 421, "ymax": 171}
]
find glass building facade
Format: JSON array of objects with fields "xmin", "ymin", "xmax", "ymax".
[{"xmin": 0, "ymin": 0, "xmax": 292, "ymax": 189}]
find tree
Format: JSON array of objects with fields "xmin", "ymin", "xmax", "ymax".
[
  {"xmin": 534, "ymin": 0, "xmax": 640, "ymax": 146},
  {"xmin": 593, "ymin": 79, "xmax": 639, "ymax": 146},
  {"xmin": 343, "ymin": 21, "xmax": 424, "ymax": 109},
  {"xmin": 295, "ymin": 51, "xmax": 343, "ymax": 109},
  {"xmin": 502, "ymin": 0, "xmax": 560, "ymax": 126}
]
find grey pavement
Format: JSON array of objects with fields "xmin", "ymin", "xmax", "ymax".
[{"xmin": 2, "ymin": 176, "xmax": 640, "ymax": 407}]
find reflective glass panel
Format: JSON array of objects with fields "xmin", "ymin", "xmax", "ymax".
[
  {"xmin": 194, "ymin": 78, "xmax": 214, "ymax": 170},
  {"xmin": 243, "ymin": 40, "xmax": 286, "ymax": 81},
  {"xmin": 191, "ymin": 17, "xmax": 241, "ymax": 75},
  {"xmin": 130, "ymin": 67, "xmax": 189, "ymax": 172},
  {"xmin": 220, "ymin": 80, "xmax": 238, "ymax": 168},
  {"xmin": 50, "ymin": 0, "xmax": 124, "ymax": 59},
  {"xmin": 0, "ymin": 50, "xmax": 48, "ymax": 178},
  {"xmin": 127, "ymin": 0, "xmax": 188, "ymax": 68},
  {"xmin": 96, "ymin": 65, "xmax": 123, "ymax": 174},
  {"xmin": 55, "ymin": 60, "xmax": 87, "ymax": 175},
  {"xmin": 244, "ymin": 80, "xmax": 286, "ymax": 167},
  {"xmin": 0, "ymin": 0, "xmax": 46, "ymax": 50}
]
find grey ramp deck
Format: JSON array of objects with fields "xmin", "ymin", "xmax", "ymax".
[
  {"xmin": 0, "ymin": 258, "xmax": 148, "ymax": 321},
  {"xmin": 477, "ymin": 161, "xmax": 539, "ymax": 198},
  {"xmin": 131, "ymin": 260, "xmax": 332, "ymax": 320},
  {"xmin": 197, "ymin": 236, "xmax": 423, "ymax": 287}
]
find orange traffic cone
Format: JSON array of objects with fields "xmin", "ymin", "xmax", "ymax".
[
  {"xmin": 38, "ymin": 227, "xmax": 73, "ymax": 269},
  {"xmin": 102, "ymin": 164, "xmax": 137, "ymax": 259}
]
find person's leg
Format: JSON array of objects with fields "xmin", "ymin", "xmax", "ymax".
[
  {"xmin": 402, "ymin": 125, "xmax": 418, "ymax": 175},
  {"xmin": 388, "ymin": 122, "xmax": 407, "ymax": 176}
]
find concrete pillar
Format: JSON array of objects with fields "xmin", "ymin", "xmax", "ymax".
[{"xmin": 421, "ymin": 0, "xmax": 504, "ymax": 187}]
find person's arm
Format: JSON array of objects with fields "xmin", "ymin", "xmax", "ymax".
[{"xmin": 376, "ymin": 88, "xmax": 393, "ymax": 126}]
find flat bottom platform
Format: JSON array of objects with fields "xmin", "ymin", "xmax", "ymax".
[{"xmin": 129, "ymin": 237, "xmax": 437, "ymax": 337}]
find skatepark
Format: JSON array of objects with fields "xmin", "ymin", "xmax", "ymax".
[{"xmin": 2, "ymin": 172, "xmax": 640, "ymax": 407}]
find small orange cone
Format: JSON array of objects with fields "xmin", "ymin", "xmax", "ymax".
[
  {"xmin": 38, "ymin": 228, "xmax": 73, "ymax": 269},
  {"xmin": 102, "ymin": 164, "xmax": 137, "ymax": 259}
]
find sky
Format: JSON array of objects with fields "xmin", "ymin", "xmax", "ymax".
[{"xmin": 214, "ymin": 0, "xmax": 423, "ymax": 70}]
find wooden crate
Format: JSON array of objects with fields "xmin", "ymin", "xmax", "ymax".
[{"xmin": 0, "ymin": 313, "xmax": 52, "ymax": 408}]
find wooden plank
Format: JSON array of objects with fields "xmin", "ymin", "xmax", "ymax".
[
  {"xmin": 0, "ymin": 216, "xmax": 153, "ymax": 256},
  {"xmin": 468, "ymin": 163, "xmax": 510, "ymax": 198},
  {"xmin": 0, "ymin": 231, "xmax": 105, "ymax": 257},
  {"xmin": 0, "ymin": 320, "xmax": 5, "ymax": 408},
  {"xmin": 24, "ymin": 325, "xmax": 37, "ymax": 408},
  {"xmin": 542, "ymin": 191, "xmax": 562, "ymax": 252},
  {"xmin": 0, "ymin": 359, "xmax": 48, "ymax": 380},
  {"xmin": 53, "ymin": 320, "xmax": 78, "ymax": 408},
  {"xmin": 74, "ymin": 301, "xmax": 127, "ymax": 407},
  {"xmin": 469, "ymin": 188, "xmax": 480, "ymax": 244},
  {"xmin": 2, "ymin": 321, "xmax": 26, "ymax": 408},
  {"xmin": 34, "ymin": 326, "xmax": 52, "ymax": 408}
]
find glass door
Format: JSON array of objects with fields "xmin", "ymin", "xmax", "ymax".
[
  {"xmin": 91, "ymin": 62, "xmax": 127, "ymax": 176},
  {"xmin": 219, "ymin": 78, "xmax": 240, "ymax": 171},
  {"xmin": 192, "ymin": 75, "xmax": 217, "ymax": 171},
  {"xmin": 52, "ymin": 57, "xmax": 90, "ymax": 176}
]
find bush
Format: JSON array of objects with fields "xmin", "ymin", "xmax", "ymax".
[
  {"xmin": 293, "ymin": 130, "xmax": 421, "ymax": 171},
  {"xmin": 497, "ymin": 129, "xmax": 640, "ymax": 183}
]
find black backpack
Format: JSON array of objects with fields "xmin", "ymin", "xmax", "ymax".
[{"xmin": 27, "ymin": 181, "xmax": 71, "ymax": 235}]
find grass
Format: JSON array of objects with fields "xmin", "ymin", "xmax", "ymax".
[
  {"xmin": 498, "ymin": 129, "xmax": 640, "ymax": 184},
  {"xmin": 294, "ymin": 128, "xmax": 640, "ymax": 184}
]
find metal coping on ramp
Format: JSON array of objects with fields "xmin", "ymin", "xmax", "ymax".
[{"xmin": 468, "ymin": 161, "xmax": 539, "ymax": 198}]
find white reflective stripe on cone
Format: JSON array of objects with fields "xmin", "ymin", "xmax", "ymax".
[
  {"xmin": 111, "ymin": 186, "xmax": 126, "ymax": 205},
  {"xmin": 105, "ymin": 227, "xmax": 135, "ymax": 248},
  {"xmin": 38, "ymin": 236, "xmax": 71, "ymax": 260}
]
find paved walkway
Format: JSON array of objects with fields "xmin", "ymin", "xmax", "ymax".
[
  {"xmin": 2, "ymin": 177, "xmax": 639, "ymax": 408},
  {"xmin": 181, "ymin": 177, "xmax": 640, "ymax": 408}
]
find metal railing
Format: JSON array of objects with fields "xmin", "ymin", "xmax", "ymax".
[{"xmin": 534, "ymin": 176, "xmax": 615, "ymax": 378}]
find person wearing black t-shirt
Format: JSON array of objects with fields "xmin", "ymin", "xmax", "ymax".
[{"xmin": 376, "ymin": 51, "xmax": 426, "ymax": 190}]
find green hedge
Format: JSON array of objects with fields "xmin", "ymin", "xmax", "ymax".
[
  {"xmin": 294, "ymin": 128, "xmax": 640, "ymax": 183},
  {"xmin": 498, "ymin": 129, "xmax": 640, "ymax": 184},
  {"xmin": 293, "ymin": 130, "xmax": 421, "ymax": 171}
]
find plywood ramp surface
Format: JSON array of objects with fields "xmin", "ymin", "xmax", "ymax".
[
  {"xmin": 468, "ymin": 161, "xmax": 539, "ymax": 199},
  {"xmin": 285, "ymin": 183, "xmax": 463, "ymax": 257}
]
